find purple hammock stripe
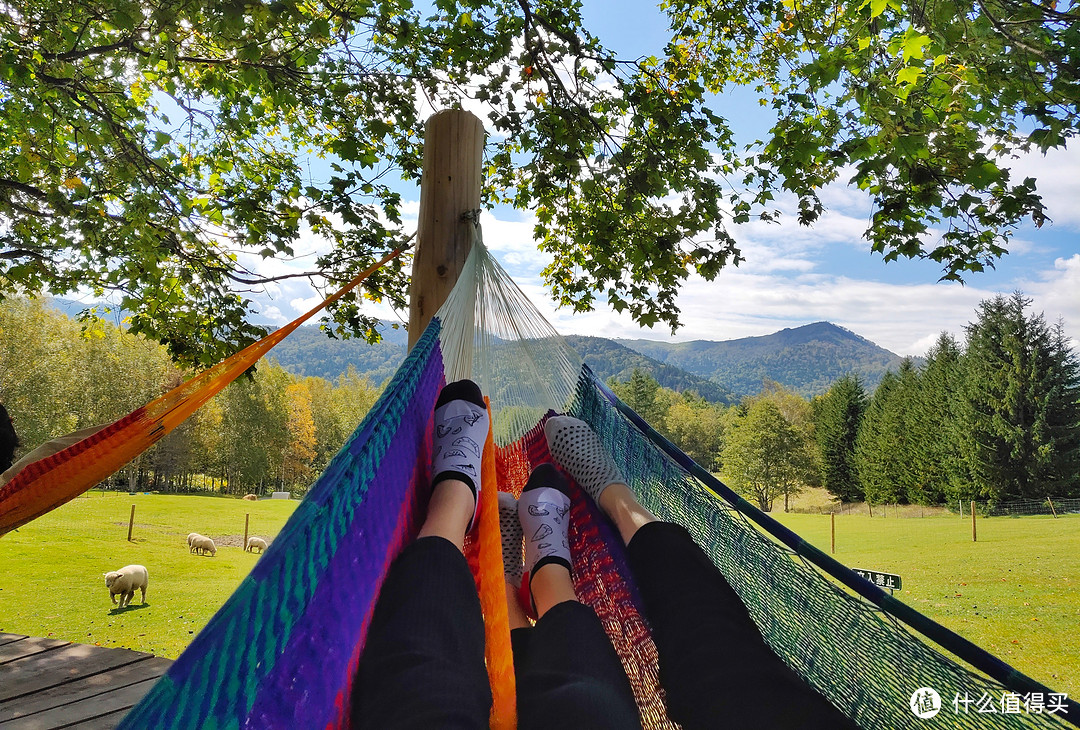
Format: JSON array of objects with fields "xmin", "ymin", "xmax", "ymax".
[{"xmin": 243, "ymin": 343, "xmax": 445, "ymax": 729}]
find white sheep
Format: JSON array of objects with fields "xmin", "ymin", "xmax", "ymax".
[
  {"xmin": 187, "ymin": 533, "xmax": 202, "ymax": 553},
  {"xmin": 191, "ymin": 534, "xmax": 217, "ymax": 556},
  {"xmin": 104, "ymin": 565, "xmax": 148, "ymax": 608},
  {"xmin": 245, "ymin": 536, "xmax": 267, "ymax": 553}
]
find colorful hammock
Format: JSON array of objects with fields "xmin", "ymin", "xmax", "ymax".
[{"xmin": 4, "ymin": 230, "xmax": 1077, "ymax": 728}]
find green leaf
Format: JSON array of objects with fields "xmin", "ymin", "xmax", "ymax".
[{"xmin": 896, "ymin": 66, "xmax": 923, "ymax": 86}]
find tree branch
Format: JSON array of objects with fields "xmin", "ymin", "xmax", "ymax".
[{"xmin": 41, "ymin": 37, "xmax": 137, "ymax": 62}]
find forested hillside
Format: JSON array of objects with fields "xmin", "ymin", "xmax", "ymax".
[
  {"xmin": 564, "ymin": 336, "xmax": 734, "ymax": 403},
  {"xmin": 264, "ymin": 325, "xmax": 736, "ymax": 403},
  {"xmin": 246, "ymin": 321, "xmax": 904, "ymax": 400},
  {"xmin": 269, "ymin": 323, "xmax": 408, "ymax": 384},
  {"xmin": 622, "ymin": 322, "xmax": 908, "ymax": 397}
]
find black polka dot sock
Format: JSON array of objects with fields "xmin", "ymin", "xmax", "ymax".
[
  {"xmin": 543, "ymin": 415, "xmax": 626, "ymax": 504},
  {"xmin": 498, "ymin": 492, "xmax": 524, "ymax": 588},
  {"xmin": 431, "ymin": 379, "xmax": 489, "ymax": 531}
]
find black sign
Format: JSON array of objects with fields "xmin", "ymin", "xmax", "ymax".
[{"xmin": 853, "ymin": 568, "xmax": 902, "ymax": 591}]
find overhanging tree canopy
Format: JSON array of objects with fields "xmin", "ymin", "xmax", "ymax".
[{"xmin": 2, "ymin": 0, "xmax": 1076, "ymax": 364}]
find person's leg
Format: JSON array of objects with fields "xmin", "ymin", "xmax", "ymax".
[
  {"xmin": 513, "ymin": 464, "xmax": 641, "ymax": 730},
  {"xmin": 351, "ymin": 381, "xmax": 492, "ymax": 729},
  {"xmin": 545, "ymin": 416, "xmax": 858, "ymax": 730}
]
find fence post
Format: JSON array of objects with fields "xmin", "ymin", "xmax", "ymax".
[
  {"xmin": 971, "ymin": 500, "xmax": 977, "ymax": 542},
  {"xmin": 243, "ymin": 513, "xmax": 250, "ymax": 552},
  {"xmin": 959, "ymin": 499, "xmax": 963, "ymax": 518},
  {"xmin": 127, "ymin": 504, "xmax": 136, "ymax": 542},
  {"xmin": 831, "ymin": 513, "xmax": 836, "ymax": 554},
  {"xmin": 1047, "ymin": 498, "xmax": 1058, "ymax": 518}
]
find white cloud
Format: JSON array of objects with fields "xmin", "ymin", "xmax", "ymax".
[
  {"xmin": 224, "ymin": 157, "xmax": 1079, "ymax": 359},
  {"xmin": 1008, "ymin": 144, "xmax": 1080, "ymax": 229},
  {"xmin": 256, "ymin": 305, "xmax": 287, "ymax": 324},
  {"xmin": 1020, "ymin": 253, "xmax": 1080, "ymax": 348},
  {"xmin": 289, "ymin": 295, "xmax": 323, "ymax": 314}
]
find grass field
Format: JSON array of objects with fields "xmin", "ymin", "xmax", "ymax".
[
  {"xmin": 771, "ymin": 511, "xmax": 1080, "ymax": 698},
  {"xmin": 1, "ymin": 492, "xmax": 1076, "ymax": 701},
  {"xmin": 0, "ymin": 491, "xmax": 299, "ymax": 658}
]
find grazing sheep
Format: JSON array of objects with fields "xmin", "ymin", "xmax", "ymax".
[
  {"xmin": 104, "ymin": 565, "xmax": 148, "ymax": 608},
  {"xmin": 242, "ymin": 494, "xmax": 258, "ymax": 501},
  {"xmin": 245, "ymin": 536, "xmax": 267, "ymax": 553},
  {"xmin": 188, "ymin": 532, "xmax": 208, "ymax": 553},
  {"xmin": 191, "ymin": 534, "xmax": 217, "ymax": 556}
]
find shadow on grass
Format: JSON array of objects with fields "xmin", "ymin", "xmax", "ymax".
[{"xmin": 109, "ymin": 602, "xmax": 151, "ymax": 615}]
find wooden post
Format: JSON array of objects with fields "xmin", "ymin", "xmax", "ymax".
[
  {"xmin": 127, "ymin": 504, "xmax": 136, "ymax": 542},
  {"xmin": 1047, "ymin": 498, "xmax": 1057, "ymax": 518},
  {"xmin": 971, "ymin": 500, "xmax": 977, "ymax": 542},
  {"xmin": 243, "ymin": 513, "xmax": 250, "ymax": 552},
  {"xmin": 830, "ymin": 513, "xmax": 836, "ymax": 554},
  {"xmin": 959, "ymin": 499, "xmax": 963, "ymax": 518},
  {"xmin": 408, "ymin": 109, "xmax": 486, "ymax": 350}
]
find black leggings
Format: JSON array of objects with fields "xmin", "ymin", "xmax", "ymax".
[{"xmin": 352, "ymin": 523, "xmax": 856, "ymax": 729}]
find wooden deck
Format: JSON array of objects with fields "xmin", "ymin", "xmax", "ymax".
[{"xmin": 0, "ymin": 634, "xmax": 172, "ymax": 729}]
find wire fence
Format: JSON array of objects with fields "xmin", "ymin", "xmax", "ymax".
[
  {"xmin": 963, "ymin": 498, "xmax": 1080, "ymax": 518},
  {"xmin": 7, "ymin": 489, "xmax": 300, "ymax": 552},
  {"xmin": 791, "ymin": 497, "xmax": 1080, "ymax": 518}
]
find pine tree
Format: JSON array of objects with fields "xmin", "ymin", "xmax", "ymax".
[
  {"xmin": 610, "ymin": 368, "xmax": 667, "ymax": 427},
  {"xmin": 909, "ymin": 333, "xmax": 966, "ymax": 504},
  {"xmin": 813, "ymin": 374, "xmax": 867, "ymax": 502},
  {"xmin": 855, "ymin": 362, "xmax": 918, "ymax": 505},
  {"xmin": 960, "ymin": 293, "xmax": 1080, "ymax": 502}
]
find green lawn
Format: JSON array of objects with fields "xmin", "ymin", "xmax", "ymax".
[
  {"xmin": 1, "ymin": 492, "xmax": 1076, "ymax": 702},
  {"xmin": 771, "ymin": 511, "xmax": 1080, "ymax": 699},
  {"xmin": 0, "ymin": 491, "xmax": 298, "ymax": 658}
]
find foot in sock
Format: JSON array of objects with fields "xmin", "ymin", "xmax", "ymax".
[
  {"xmin": 431, "ymin": 380, "xmax": 489, "ymax": 531},
  {"xmin": 518, "ymin": 463, "xmax": 572, "ymax": 615},
  {"xmin": 499, "ymin": 492, "xmax": 524, "ymax": 589},
  {"xmin": 543, "ymin": 416, "xmax": 625, "ymax": 504}
]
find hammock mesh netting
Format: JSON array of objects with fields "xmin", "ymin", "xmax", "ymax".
[{"xmin": 2, "ymin": 231, "xmax": 1075, "ymax": 729}]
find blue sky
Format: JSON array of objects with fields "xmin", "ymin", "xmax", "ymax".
[{"xmin": 241, "ymin": 0, "xmax": 1080, "ymax": 357}]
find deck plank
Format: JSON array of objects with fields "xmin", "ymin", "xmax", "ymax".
[
  {"xmin": 62, "ymin": 707, "xmax": 129, "ymax": 730},
  {"xmin": 0, "ymin": 636, "xmax": 27, "ymax": 648},
  {"xmin": 0, "ymin": 638, "xmax": 69, "ymax": 666},
  {"xmin": 0, "ymin": 676, "xmax": 161, "ymax": 730},
  {"xmin": 0, "ymin": 644, "xmax": 152, "ymax": 703},
  {"xmin": 0, "ymin": 656, "xmax": 170, "ymax": 721}
]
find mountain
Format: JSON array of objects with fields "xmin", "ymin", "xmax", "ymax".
[
  {"xmin": 619, "ymin": 322, "xmax": 909, "ymax": 397},
  {"xmin": 268, "ymin": 323, "xmax": 408, "ymax": 384},
  {"xmin": 563, "ymin": 336, "xmax": 735, "ymax": 404},
  {"xmin": 268, "ymin": 327, "xmax": 734, "ymax": 403},
  {"xmin": 50, "ymin": 297, "xmax": 905, "ymax": 400}
]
